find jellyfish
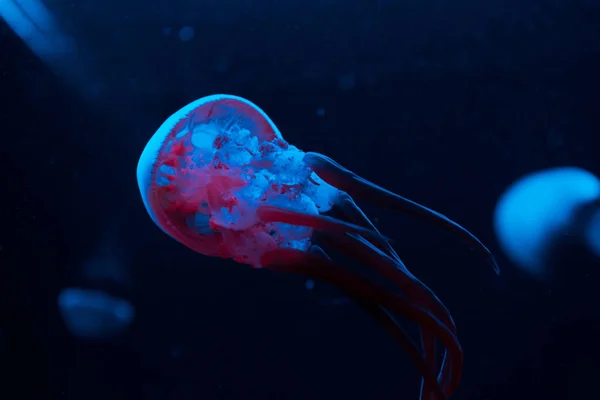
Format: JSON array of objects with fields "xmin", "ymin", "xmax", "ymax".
[
  {"xmin": 58, "ymin": 234, "xmax": 134, "ymax": 341},
  {"xmin": 137, "ymin": 94, "xmax": 498, "ymax": 400},
  {"xmin": 58, "ymin": 287, "xmax": 135, "ymax": 341},
  {"xmin": 494, "ymin": 167, "xmax": 600, "ymax": 279}
]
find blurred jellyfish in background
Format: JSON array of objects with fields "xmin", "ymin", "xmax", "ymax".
[
  {"xmin": 494, "ymin": 167, "xmax": 600, "ymax": 280},
  {"xmin": 58, "ymin": 234, "xmax": 135, "ymax": 341},
  {"xmin": 58, "ymin": 288, "xmax": 134, "ymax": 341}
]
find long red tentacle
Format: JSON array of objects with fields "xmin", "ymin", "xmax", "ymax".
[
  {"xmin": 256, "ymin": 205, "xmax": 389, "ymax": 243},
  {"xmin": 333, "ymin": 193, "xmax": 457, "ymax": 398},
  {"xmin": 322, "ymin": 234, "xmax": 457, "ymax": 397},
  {"xmin": 311, "ymin": 243, "xmax": 444, "ymax": 400},
  {"xmin": 261, "ymin": 248, "xmax": 462, "ymax": 399}
]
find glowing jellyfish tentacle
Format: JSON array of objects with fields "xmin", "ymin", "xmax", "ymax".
[
  {"xmin": 310, "ymin": 242, "xmax": 445, "ymax": 398},
  {"xmin": 310, "ymin": 233, "xmax": 460, "ymax": 399},
  {"xmin": 364, "ymin": 305, "xmax": 446, "ymax": 400},
  {"xmin": 258, "ymin": 154, "xmax": 469, "ymax": 396},
  {"xmin": 256, "ymin": 205, "xmax": 389, "ymax": 244},
  {"xmin": 333, "ymin": 193, "xmax": 457, "ymax": 332},
  {"xmin": 322, "ymin": 233, "xmax": 457, "ymax": 396},
  {"xmin": 262, "ymin": 191, "xmax": 457, "ymax": 396},
  {"xmin": 263, "ymin": 186, "xmax": 457, "ymax": 392},
  {"xmin": 262, "ymin": 248, "xmax": 456, "ymax": 400},
  {"xmin": 332, "ymin": 192, "xmax": 454, "ymax": 398},
  {"xmin": 303, "ymin": 152, "xmax": 500, "ymax": 275},
  {"xmin": 312, "ymin": 243, "xmax": 446, "ymax": 400},
  {"xmin": 336, "ymin": 192, "xmax": 403, "ymax": 262}
]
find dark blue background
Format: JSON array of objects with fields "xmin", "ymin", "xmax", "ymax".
[{"xmin": 1, "ymin": 0, "xmax": 600, "ymax": 399}]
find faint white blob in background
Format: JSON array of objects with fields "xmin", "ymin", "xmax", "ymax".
[{"xmin": 58, "ymin": 233, "xmax": 134, "ymax": 341}]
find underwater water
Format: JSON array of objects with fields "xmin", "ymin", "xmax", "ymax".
[{"xmin": 1, "ymin": 0, "xmax": 600, "ymax": 399}]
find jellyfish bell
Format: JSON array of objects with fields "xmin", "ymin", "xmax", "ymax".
[
  {"xmin": 59, "ymin": 232, "xmax": 134, "ymax": 341},
  {"xmin": 494, "ymin": 167, "xmax": 600, "ymax": 278},
  {"xmin": 136, "ymin": 94, "xmax": 341, "ymax": 267},
  {"xmin": 58, "ymin": 287, "xmax": 135, "ymax": 341}
]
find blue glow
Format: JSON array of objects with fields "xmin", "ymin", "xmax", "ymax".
[
  {"xmin": 178, "ymin": 26, "xmax": 195, "ymax": 42},
  {"xmin": 585, "ymin": 209, "xmax": 600, "ymax": 257},
  {"xmin": 305, "ymin": 279, "xmax": 315, "ymax": 290},
  {"xmin": 494, "ymin": 167, "xmax": 600, "ymax": 276},
  {"xmin": 0, "ymin": 0, "xmax": 74, "ymax": 60},
  {"xmin": 58, "ymin": 287, "xmax": 134, "ymax": 341}
]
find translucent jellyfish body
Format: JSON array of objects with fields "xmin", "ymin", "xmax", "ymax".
[
  {"xmin": 137, "ymin": 95, "xmax": 339, "ymax": 267},
  {"xmin": 494, "ymin": 167, "xmax": 600, "ymax": 277},
  {"xmin": 58, "ymin": 287, "xmax": 134, "ymax": 340}
]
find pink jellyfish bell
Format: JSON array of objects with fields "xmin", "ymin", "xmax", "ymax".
[
  {"xmin": 137, "ymin": 94, "xmax": 349, "ymax": 267},
  {"xmin": 137, "ymin": 94, "xmax": 499, "ymax": 400}
]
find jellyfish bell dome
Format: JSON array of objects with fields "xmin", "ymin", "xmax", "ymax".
[
  {"xmin": 136, "ymin": 94, "xmax": 284, "ymax": 230},
  {"xmin": 136, "ymin": 94, "xmax": 338, "ymax": 267},
  {"xmin": 58, "ymin": 287, "xmax": 135, "ymax": 341},
  {"xmin": 136, "ymin": 95, "xmax": 289, "ymax": 257},
  {"xmin": 137, "ymin": 94, "xmax": 283, "ymax": 225},
  {"xmin": 493, "ymin": 167, "xmax": 600, "ymax": 278}
]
